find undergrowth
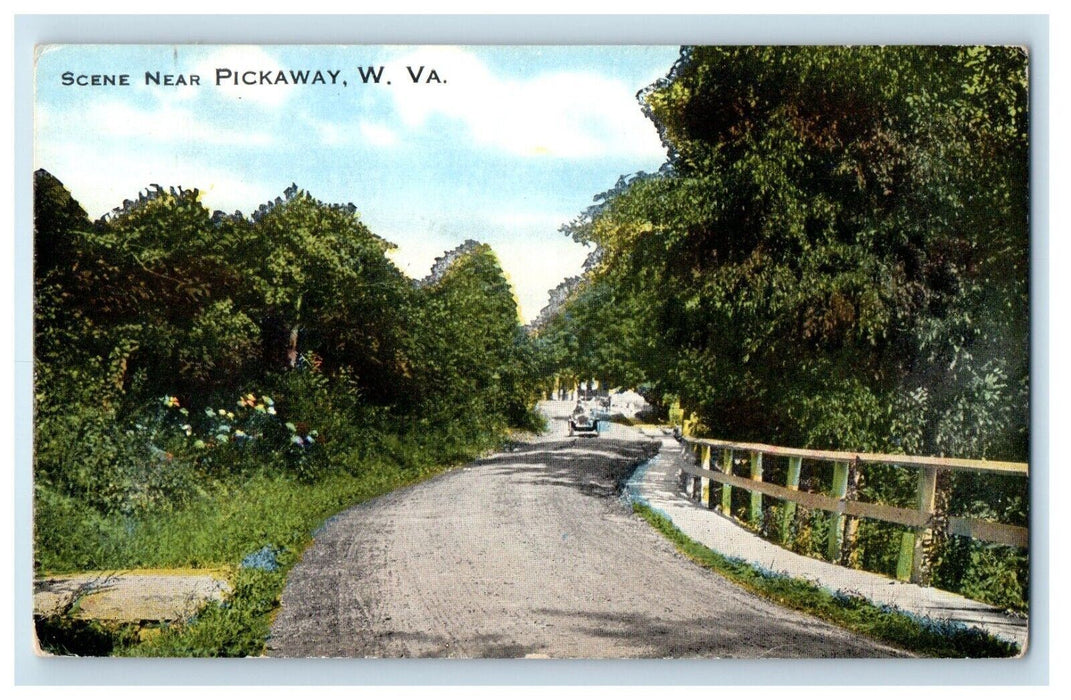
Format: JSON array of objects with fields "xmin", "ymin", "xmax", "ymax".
[{"xmin": 35, "ymin": 425, "xmax": 510, "ymax": 657}]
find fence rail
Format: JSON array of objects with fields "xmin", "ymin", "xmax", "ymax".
[{"xmin": 677, "ymin": 436, "xmax": 1028, "ymax": 583}]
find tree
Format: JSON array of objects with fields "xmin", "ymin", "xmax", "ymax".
[
  {"xmin": 409, "ymin": 241, "xmax": 537, "ymax": 427},
  {"xmin": 556, "ymin": 46, "xmax": 1028, "ymax": 460},
  {"xmin": 237, "ymin": 188, "xmax": 413, "ymax": 404}
]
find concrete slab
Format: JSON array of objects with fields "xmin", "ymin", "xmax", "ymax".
[
  {"xmin": 34, "ymin": 571, "xmax": 232, "ymax": 623},
  {"xmin": 626, "ymin": 431, "xmax": 1029, "ymax": 651}
]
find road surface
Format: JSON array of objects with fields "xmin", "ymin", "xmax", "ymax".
[{"xmin": 267, "ymin": 401, "xmax": 908, "ymax": 658}]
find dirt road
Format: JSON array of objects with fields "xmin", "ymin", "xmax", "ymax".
[{"xmin": 267, "ymin": 401, "xmax": 908, "ymax": 658}]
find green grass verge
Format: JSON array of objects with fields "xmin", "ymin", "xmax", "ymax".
[
  {"xmin": 128, "ymin": 458, "xmax": 486, "ymax": 657},
  {"xmin": 631, "ymin": 503, "xmax": 1021, "ymax": 658},
  {"xmin": 37, "ymin": 449, "xmax": 496, "ymax": 657}
]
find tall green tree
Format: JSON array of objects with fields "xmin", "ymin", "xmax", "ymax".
[
  {"xmin": 35, "ymin": 176, "xmax": 259, "ymax": 408},
  {"xmin": 236, "ymin": 188, "xmax": 414, "ymax": 404},
  {"xmin": 410, "ymin": 241, "xmax": 537, "ymax": 428},
  {"xmin": 557, "ymin": 46, "xmax": 1028, "ymax": 461},
  {"xmin": 541, "ymin": 44, "xmax": 1030, "ymax": 609}
]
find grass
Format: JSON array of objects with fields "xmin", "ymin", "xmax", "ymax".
[
  {"xmin": 36, "ymin": 447, "xmax": 498, "ymax": 657},
  {"xmin": 631, "ymin": 502, "xmax": 1021, "ymax": 658}
]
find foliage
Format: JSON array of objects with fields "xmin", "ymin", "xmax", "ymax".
[
  {"xmin": 33, "ymin": 170, "xmax": 539, "ymax": 496},
  {"xmin": 37, "ymin": 424, "xmax": 494, "ymax": 656},
  {"xmin": 539, "ymin": 46, "xmax": 1029, "ymax": 608},
  {"xmin": 550, "ymin": 46, "xmax": 1029, "ymax": 458},
  {"xmin": 33, "ymin": 173, "xmax": 544, "ymax": 654},
  {"xmin": 123, "ymin": 567, "xmax": 285, "ymax": 658},
  {"xmin": 408, "ymin": 241, "xmax": 541, "ymax": 428}
]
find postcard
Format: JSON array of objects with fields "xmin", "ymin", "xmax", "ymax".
[{"xmin": 31, "ymin": 43, "xmax": 1030, "ymax": 660}]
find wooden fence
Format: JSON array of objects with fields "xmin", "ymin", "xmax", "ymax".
[{"xmin": 676, "ymin": 436, "xmax": 1028, "ymax": 583}]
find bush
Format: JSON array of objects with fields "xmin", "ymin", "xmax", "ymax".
[{"xmin": 35, "ymin": 402, "xmax": 202, "ymax": 518}]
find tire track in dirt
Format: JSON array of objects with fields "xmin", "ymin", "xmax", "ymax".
[{"xmin": 267, "ymin": 402, "xmax": 910, "ymax": 658}]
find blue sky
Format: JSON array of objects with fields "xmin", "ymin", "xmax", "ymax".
[{"xmin": 34, "ymin": 44, "xmax": 681, "ymax": 321}]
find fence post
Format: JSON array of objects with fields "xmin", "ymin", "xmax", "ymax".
[
  {"xmin": 749, "ymin": 451, "xmax": 763, "ymax": 525},
  {"xmin": 842, "ymin": 463, "xmax": 862, "ymax": 566},
  {"xmin": 700, "ymin": 444, "xmax": 712, "ymax": 508},
  {"xmin": 827, "ymin": 461, "xmax": 850, "ymax": 562},
  {"xmin": 692, "ymin": 443, "xmax": 702, "ymax": 500},
  {"xmin": 781, "ymin": 456, "xmax": 802, "ymax": 544},
  {"xmin": 683, "ymin": 412, "xmax": 697, "ymax": 438},
  {"xmin": 896, "ymin": 532, "xmax": 914, "ymax": 581},
  {"xmin": 720, "ymin": 448, "xmax": 733, "ymax": 516},
  {"xmin": 682, "ymin": 443, "xmax": 695, "ymax": 497},
  {"xmin": 900, "ymin": 467, "xmax": 939, "ymax": 584},
  {"xmin": 895, "ymin": 462, "xmax": 912, "ymax": 581}
]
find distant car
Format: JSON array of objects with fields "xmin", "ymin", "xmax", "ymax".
[{"xmin": 568, "ymin": 404, "xmax": 599, "ymax": 437}]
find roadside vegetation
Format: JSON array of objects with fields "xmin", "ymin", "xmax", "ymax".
[
  {"xmin": 33, "ymin": 173, "xmax": 544, "ymax": 655},
  {"xmin": 34, "ymin": 44, "xmax": 1030, "ymax": 656},
  {"xmin": 534, "ymin": 46, "xmax": 1030, "ymax": 612},
  {"xmin": 633, "ymin": 504, "xmax": 1020, "ymax": 658}
]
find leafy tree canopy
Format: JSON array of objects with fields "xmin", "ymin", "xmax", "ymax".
[{"xmin": 549, "ymin": 46, "xmax": 1028, "ymax": 461}]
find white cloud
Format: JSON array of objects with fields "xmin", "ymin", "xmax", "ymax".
[
  {"xmin": 301, "ymin": 114, "xmax": 347, "ymax": 146},
  {"xmin": 388, "ymin": 46, "xmax": 666, "ymax": 160},
  {"xmin": 486, "ymin": 210, "xmax": 574, "ymax": 231}
]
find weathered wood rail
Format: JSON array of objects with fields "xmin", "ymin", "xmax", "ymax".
[{"xmin": 676, "ymin": 436, "xmax": 1028, "ymax": 584}]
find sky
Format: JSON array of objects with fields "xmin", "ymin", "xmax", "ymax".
[{"xmin": 34, "ymin": 44, "xmax": 681, "ymax": 322}]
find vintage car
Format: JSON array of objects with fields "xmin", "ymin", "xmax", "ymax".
[{"xmin": 568, "ymin": 403, "xmax": 600, "ymax": 437}]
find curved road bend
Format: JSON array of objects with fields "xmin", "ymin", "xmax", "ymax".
[{"xmin": 267, "ymin": 401, "xmax": 909, "ymax": 658}]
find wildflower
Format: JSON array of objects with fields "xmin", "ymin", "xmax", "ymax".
[
  {"xmin": 267, "ymin": 406, "xmax": 276, "ymax": 415},
  {"xmin": 234, "ymin": 429, "xmax": 247, "ymax": 438},
  {"xmin": 262, "ymin": 396, "xmax": 274, "ymax": 406},
  {"xmin": 285, "ymin": 422, "xmax": 297, "ymax": 432},
  {"xmin": 254, "ymin": 404, "xmax": 266, "ymax": 413},
  {"xmin": 226, "ymin": 411, "xmax": 235, "ymax": 420},
  {"xmin": 182, "ymin": 424, "xmax": 193, "ymax": 436},
  {"xmin": 290, "ymin": 435, "xmax": 304, "ymax": 446},
  {"xmin": 205, "ymin": 407, "xmax": 215, "ymax": 417},
  {"xmin": 218, "ymin": 409, "xmax": 227, "ymax": 416},
  {"xmin": 193, "ymin": 439, "xmax": 206, "ymax": 449}
]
